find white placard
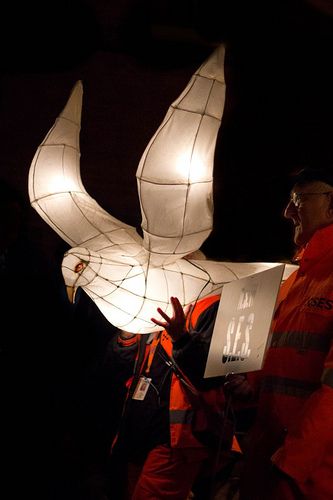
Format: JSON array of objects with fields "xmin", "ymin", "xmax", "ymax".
[{"xmin": 204, "ymin": 264, "xmax": 285, "ymax": 377}]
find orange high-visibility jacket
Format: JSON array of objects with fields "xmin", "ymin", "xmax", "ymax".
[
  {"xmin": 254, "ymin": 224, "xmax": 333, "ymax": 498},
  {"xmin": 161, "ymin": 295, "xmax": 222, "ymax": 448},
  {"xmin": 115, "ymin": 295, "xmax": 227, "ymax": 450}
]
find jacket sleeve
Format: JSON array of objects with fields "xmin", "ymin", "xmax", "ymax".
[
  {"xmin": 172, "ymin": 300, "xmax": 223, "ymax": 390},
  {"xmin": 103, "ymin": 331, "xmax": 138, "ymax": 382},
  {"xmin": 272, "ymin": 343, "xmax": 333, "ymax": 486}
]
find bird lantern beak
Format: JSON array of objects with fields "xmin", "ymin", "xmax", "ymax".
[{"xmin": 66, "ymin": 285, "xmax": 77, "ymax": 304}]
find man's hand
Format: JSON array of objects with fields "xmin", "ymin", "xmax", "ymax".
[{"xmin": 151, "ymin": 296, "xmax": 193, "ymax": 342}]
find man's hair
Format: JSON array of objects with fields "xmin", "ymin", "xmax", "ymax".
[{"xmin": 291, "ymin": 166, "xmax": 333, "ymax": 188}]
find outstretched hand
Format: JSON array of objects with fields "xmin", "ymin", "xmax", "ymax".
[{"xmin": 151, "ymin": 296, "xmax": 193, "ymax": 342}]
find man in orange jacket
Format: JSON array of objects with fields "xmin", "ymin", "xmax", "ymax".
[
  {"xmin": 228, "ymin": 166, "xmax": 333, "ymax": 499},
  {"xmin": 107, "ymin": 294, "xmax": 236, "ymax": 499}
]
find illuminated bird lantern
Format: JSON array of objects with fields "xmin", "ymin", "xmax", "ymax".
[{"xmin": 28, "ymin": 45, "xmax": 292, "ymax": 333}]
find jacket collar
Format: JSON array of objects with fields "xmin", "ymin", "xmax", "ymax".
[{"xmin": 299, "ymin": 223, "xmax": 333, "ymax": 270}]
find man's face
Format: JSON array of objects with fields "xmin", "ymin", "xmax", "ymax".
[{"xmin": 284, "ymin": 181, "xmax": 333, "ymax": 247}]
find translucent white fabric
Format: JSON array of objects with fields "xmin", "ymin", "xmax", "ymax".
[{"xmin": 28, "ymin": 45, "xmax": 296, "ymax": 333}]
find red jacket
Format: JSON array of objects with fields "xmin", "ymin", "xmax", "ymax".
[{"xmin": 248, "ymin": 224, "xmax": 333, "ymax": 499}]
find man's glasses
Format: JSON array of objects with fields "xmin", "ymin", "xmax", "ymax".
[{"xmin": 290, "ymin": 191, "xmax": 333, "ymax": 208}]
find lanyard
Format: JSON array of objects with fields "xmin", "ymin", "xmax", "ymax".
[
  {"xmin": 145, "ymin": 332, "xmax": 161, "ymax": 374},
  {"xmin": 133, "ymin": 332, "xmax": 161, "ymax": 378}
]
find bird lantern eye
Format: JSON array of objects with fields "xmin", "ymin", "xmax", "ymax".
[{"xmin": 74, "ymin": 261, "xmax": 87, "ymax": 273}]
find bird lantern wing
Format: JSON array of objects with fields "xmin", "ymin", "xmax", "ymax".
[
  {"xmin": 136, "ymin": 44, "xmax": 226, "ymax": 266},
  {"xmin": 28, "ymin": 81, "xmax": 144, "ymax": 259}
]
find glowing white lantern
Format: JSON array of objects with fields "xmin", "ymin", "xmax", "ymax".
[
  {"xmin": 28, "ymin": 45, "xmax": 296, "ymax": 333},
  {"xmin": 137, "ymin": 45, "xmax": 225, "ymax": 266}
]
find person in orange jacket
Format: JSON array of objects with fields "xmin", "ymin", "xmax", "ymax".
[
  {"xmin": 227, "ymin": 166, "xmax": 333, "ymax": 500},
  {"xmin": 106, "ymin": 294, "xmax": 236, "ymax": 500}
]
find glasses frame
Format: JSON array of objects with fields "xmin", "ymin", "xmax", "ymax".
[{"xmin": 290, "ymin": 191, "xmax": 333, "ymax": 208}]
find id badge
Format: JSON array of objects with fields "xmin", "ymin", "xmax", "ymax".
[{"xmin": 132, "ymin": 376, "xmax": 152, "ymax": 400}]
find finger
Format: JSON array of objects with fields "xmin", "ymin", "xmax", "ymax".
[
  {"xmin": 156, "ymin": 307, "xmax": 171, "ymax": 322},
  {"xmin": 171, "ymin": 296, "xmax": 181, "ymax": 310},
  {"xmin": 171, "ymin": 296, "xmax": 185, "ymax": 317},
  {"xmin": 184, "ymin": 303, "xmax": 194, "ymax": 318},
  {"xmin": 151, "ymin": 317, "xmax": 166, "ymax": 327}
]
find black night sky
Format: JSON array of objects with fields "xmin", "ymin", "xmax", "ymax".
[
  {"xmin": 0, "ymin": 2, "xmax": 333, "ymax": 499},
  {"xmin": 1, "ymin": 1, "xmax": 332, "ymax": 266}
]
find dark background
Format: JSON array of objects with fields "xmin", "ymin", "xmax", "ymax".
[
  {"xmin": 0, "ymin": 2, "xmax": 333, "ymax": 498},
  {"xmin": 1, "ymin": 0, "xmax": 332, "ymax": 268}
]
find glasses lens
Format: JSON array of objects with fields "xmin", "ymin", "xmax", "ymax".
[
  {"xmin": 290, "ymin": 191, "xmax": 333, "ymax": 207},
  {"xmin": 291, "ymin": 192, "xmax": 300, "ymax": 206}
]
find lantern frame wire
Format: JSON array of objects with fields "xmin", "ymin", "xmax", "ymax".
[{"xmin": 28, "ymin": 45, "xmax": 297, "ymax": 333}]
